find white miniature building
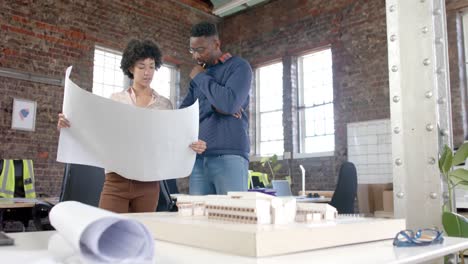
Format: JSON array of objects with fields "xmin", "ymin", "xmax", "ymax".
[
  {"xmin": 175, "ymin": 192, "xmax": 336, "ymax": 225},
  {"xmin": 206, "ymin": 193, "xmax": 272, "ymax": 224},
  {"xmin": 269, "ymin": 196, "xmax": 296, "ymax": 224},
  {"xmin": 176, "ymin": 195, "xmax": 208, "ymax": 216},
  {"xmin": 295, "ymin": 203, "xmax": 337, "ymax": 222}
]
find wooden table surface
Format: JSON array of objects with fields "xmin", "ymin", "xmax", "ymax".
[{"xmin": 0, "ymin": 197, "xmax": 59, "ymax": 209}]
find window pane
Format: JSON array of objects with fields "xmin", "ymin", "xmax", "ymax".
[
  {"xmin": 256, "ymin": 62, "xmax": 284, "ymax": 156},
  {"xmin": 302, "ymin": 49, "xmax": 333, "ymax": 106},
  {"xmin": 260, "ymin": 111, "xmax": 283, "ymax": 141},
  {"xmin": 94, "ymin": 52, "xmax": 104, "ymax": 66},
  {"xmin": 92, "ymin": 47, "xmax": 125, "ymax": 98},
  {"xmin": 103, "ymin": 68, "xmax": 115, "ymax": 84},
  {"xmin": 151, "ymin": 65, "xmax": 173, "ymax": 100},
  {"xmin": 93, "ymin": 66, "xmax": 104, "ymax": 84},
  {"xmin": 102, "ymin": 84, "xmax": 115, "ymax": 99},
  {"xmin": 258, "ymin": 63, "xmax": 283, "ymax": 112},
  {"xmin": 305, "ymin": 135, "xmax": 334, "ymax": 153},
  {"xmin": 260, "ymin": 140, "xmax": 284, "ymax": 156},
  {"xmin": 325, "ymin": 117, "xmax": 334, "ymax": 134},
  {"xmin": 299, "ymin": 48, "xmax": 335, "ymax": 154},
  {"xmin": 304, "ymin": 103, "xmax": 334, "ymax": 137}
]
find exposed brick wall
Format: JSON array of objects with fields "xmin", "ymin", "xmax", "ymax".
[
  {"xmin": 222, "ymin": 0, "xmax": 468, "ymax": 194},
  {"xmin": 0, "ymin": 77, "xmax": 65, "ymax": 195},
  {"xmin": 447, "ymin": 0, "xmax": 468, "ymax": 11},
  {"xmin": 1, "ymin": 0, "xmax": 466, "ymax": 198},
  {"xmin": 220, "ymin": 0, "xmax": 390, "ymax": 193},
  {"xmin": 446, "ymin": 3, "xmax": 468, "ymax": 147},
  {"xmin": 0, "ymin": 0, "xmax": 217, "ymax": 196}
]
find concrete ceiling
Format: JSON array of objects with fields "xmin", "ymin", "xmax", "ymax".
[{"xmin": 210, "ymin": 0, "xmax": 269, "ymax": 17}]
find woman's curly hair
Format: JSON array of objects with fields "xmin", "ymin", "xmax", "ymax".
[{"xmin": 120, "ymin": 39, "xmax": 162, "ymax": 79}]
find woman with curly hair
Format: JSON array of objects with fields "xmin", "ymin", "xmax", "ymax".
[{"xmin": 57, "ymin": 39, "xmax": 206, "ymax": 213}]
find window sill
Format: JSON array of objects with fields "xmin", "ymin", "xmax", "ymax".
[
  {"xmin": 249, "ymin": 151, "xmax": 334, "ymax": 161},
  {"xmin": 293, "ymin": 151, "xmax": 334, "ymax": 159}
]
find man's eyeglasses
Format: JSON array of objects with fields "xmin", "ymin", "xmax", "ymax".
[
  {"xmin": 393, "ymin": 228, "xmax": 444, "ymax": 247},
  {"xmin": 189, "ymin": 47, "xmax": 206, "ymax": 54}
]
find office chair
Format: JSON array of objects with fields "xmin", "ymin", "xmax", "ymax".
[
  {"xmin": 156, "ymin": 179, "xmax": 178, "ymax": 212},
  {"xmin": 60, "ymin": 163, "xmax": 105, "ymax": 207},
  {"xmin": 248, "ymin": 171, "xmax": 268, "ymax": 189},
  {"xmin": 32, "ymin": 201, "xmax": 54, "ymax": 231},
  {"xmin": 61, "ymin": 163, "xmax": 178, "ymax": 212},
  {"xmin": 251, "ymin": 175, "xmax": 265, "ymax": 188},
  {"xmin": 329, "ymin": 161, "xmax": 358, "ymax": 214},
  {"xmin": 29, "ymin": 163, "xmax": 105, "ymax": 231}
]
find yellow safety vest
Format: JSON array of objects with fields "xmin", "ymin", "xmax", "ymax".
[
  {"xmin": 0, "ymin": 160, "xmax": 15, "ymax": 198},
  {"xmin": 0, "ymin": 159, "xmax": 36, "ymax": 198}
]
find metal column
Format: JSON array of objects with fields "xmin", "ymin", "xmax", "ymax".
[{"xmin": 386, "ymin": 0, "xmax": 453, "ymax": 229}]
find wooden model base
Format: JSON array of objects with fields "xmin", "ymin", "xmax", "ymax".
[{"xmin": 128, "ymin": 212, "xmax": 405, "ymax": 257}]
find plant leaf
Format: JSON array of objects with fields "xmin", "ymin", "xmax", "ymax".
[
  {"xmin": 442, "ymin": 203, "xmax": 451, "ymax": 213},
  {"xmin": 273, "ymin": 164, "xmax": 282, "ymax": 172},
  {"xmin": 440, "ymin": 145, "xmax": 453, "ymax": 174},
  {"xmin": 452, "ymin": 181, "xmax": 468, "ymax": 190},
  {"xmin": 450, "ymin": 168, "xmax": 468, "ymax": 182},
  {"xmin": 453, "ymin": 142, "xmax": 468, "ymax": 166},
  {"xmin": 439, "ymin": 145, "xmax": 449, "ymax": 173},
  {"xmin": 271, "ymin": 154, "xmax": 278, "ymax": 163}
]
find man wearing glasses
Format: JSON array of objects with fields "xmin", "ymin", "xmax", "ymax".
[{"xmin": 180, "ymin": 21, "xmax": 252, "ymax": 195}]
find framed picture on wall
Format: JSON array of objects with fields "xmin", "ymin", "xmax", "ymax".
[{"xmin": 11, "ymin": 98, "xmax": 37, "ymax": 131}]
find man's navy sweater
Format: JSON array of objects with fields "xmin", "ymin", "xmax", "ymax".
[{"xmin": 180, "ymin": 55, "xmax": 252, "ymax": 161}]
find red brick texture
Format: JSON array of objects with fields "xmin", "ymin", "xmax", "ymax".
[
  {"xmin": 219, "ymin": 0, "xmax": 390, "ymax": 192},
  {"xmin": 446, "ymin": 0, "xmax": 468, "ymax": 147},
  {"xmin": 221, "ymin": 0, "xmax": 467, "ymax": 193},
  {"xmin": 0, "ymin": 0, "xmax": 217, "ymax": 196},
  {"xmin": 0, "ymin": 0, "xmax": 466, "ymax": 196}
]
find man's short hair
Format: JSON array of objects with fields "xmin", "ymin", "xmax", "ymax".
[{"xmin": 191, "ymin": 21, "xmax": 218, "ymax": 38}]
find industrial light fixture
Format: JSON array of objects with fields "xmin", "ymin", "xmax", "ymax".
[
  {"xmin": 0, "ymin": 67, "xmax": 63, "ymax": 86},
  {"xmin": 213, "ymin": 0, "xmax": 250, "ymax": 16}
]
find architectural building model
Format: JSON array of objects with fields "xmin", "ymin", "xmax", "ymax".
[
  {"xmin": 176, "ymin": 192, "xmax": 337, "ymax": 224},
  {"xmin": 295, "ymin": 202, "xmax": 337, "ymax": 222}
]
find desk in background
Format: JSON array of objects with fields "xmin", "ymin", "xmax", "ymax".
[
  {"xmin": 2, "ymin": 230, "xmax": 468, "ymax": 264},
  {"xmin": 296, "ymin": 190, "xmax": 333, "ymax": 203},
  {"xmin": 298, "ymin": 190, "xmax": 334, "ymax": 198},
  {"xmin": 0, "ymin": 197, "xmax": 59, "ymax": 208},
  {"xmin": 295, "ymin": 196, "xmax": 331, "ymax": 203},
  {"xmin": 0, "ymin": 197, "xmax": 58, "ymax": 231}
]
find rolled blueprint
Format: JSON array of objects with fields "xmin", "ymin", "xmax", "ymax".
[{"xmin": 48, "ymin": 201, "xmax": 154, "ymax": 264}]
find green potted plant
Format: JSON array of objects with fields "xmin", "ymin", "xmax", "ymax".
[
  {"xmin": 439, "ymin": 142, "xmax": 468, "ymax": 239},
  {"xmin": 439, "ymin": 142, "xmax": 468, "ymax": 212},
  {"xmin": 260, "ymin": 154, "xmax": 283, "ymax": 181}
]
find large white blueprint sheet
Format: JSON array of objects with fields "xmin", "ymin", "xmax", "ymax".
[{"xmin": 57, "ymin": 66, "xmax": 199, "ymax": 181}]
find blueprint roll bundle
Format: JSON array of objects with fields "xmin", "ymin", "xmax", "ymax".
[{"xmin": 48, "ymin": 201, "xmax": 154, "ymax": 264}]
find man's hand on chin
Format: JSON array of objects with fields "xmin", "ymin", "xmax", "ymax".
[{"xmin": 190, "ymin": 65, "xmax": 205, "ymax": 79}]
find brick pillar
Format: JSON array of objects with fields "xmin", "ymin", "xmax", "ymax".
[
  {"xmin": 447, "ymin": 10, "xmax": 468, "ymax": 145},
  {"xmin": 282, "ymin": 55, "xmax": 298, "ymax": 155}
]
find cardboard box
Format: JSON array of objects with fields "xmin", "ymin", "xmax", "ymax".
[
  {"xmin": 357, "ymin": 183, "xmax": 393, "ymax": 214},
  {"xmin": 382, "ymin": 190, "xmax": 394, "ymax": 212}
]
